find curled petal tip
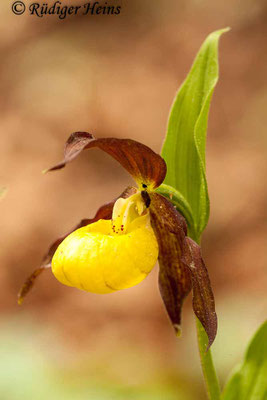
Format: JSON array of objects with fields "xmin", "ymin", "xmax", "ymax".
[
  {"xmin": 174, "ymin": 324, "xmax": 182, "ymax": 337},
  {"xmin": 17, "ymin": 288, "xmax": 24, "ymax": 305},
  {"xmin": 17, "ymin": 296, "xmax": 23, "ymax": 306},
  {"xmin": 17, "ymin": 264, "xmax": 51, "ymax": 305}
]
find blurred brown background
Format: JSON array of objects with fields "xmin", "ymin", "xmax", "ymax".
[{"xmin": 0, "ymin": 0, "xmax": 266, "ymax": 399}]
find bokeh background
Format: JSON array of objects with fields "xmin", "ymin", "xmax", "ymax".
[{"xmin": 0, "ymin": 0, "xmax": 266, "ymax": 399}]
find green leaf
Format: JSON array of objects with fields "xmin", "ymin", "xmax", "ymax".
[
  {"xmin": 155, "ymin": 183, "xmax": 196, "ymax": 239},
  {"xmin": 222, "ymin": 320, "xmax": 267, "ymax": 400},
  {"xmin": 161, "ymin": 28, "xmax": 229, "ymax": 239}
]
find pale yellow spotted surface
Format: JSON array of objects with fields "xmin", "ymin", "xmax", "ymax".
[{"xmin": 51, "ymin": 195, "xmax": 158, "ymax": 293}]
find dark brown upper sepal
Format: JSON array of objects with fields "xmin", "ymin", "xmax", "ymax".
[{"xmin": 45, "ymin": 132, "xmax": 166, "ymax": 189}]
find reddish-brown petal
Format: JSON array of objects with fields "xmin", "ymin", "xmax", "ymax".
[
  {"xmin": 182, "ymin": 237, "xmax": 217, "ymax": 349},
  {"xmin": 18, "ymin": 186, "xmax": 137, "ymax": 304},
  {"xmin": 18, "ymin": 264, "xmax": 50, "ymax": 305},
  {"xmin": 45, "ymin": 132, "xmax": 166, "ymax": 189},
  {"xmin": 148, "ymin": 192, "xmax": 217, "ymax": 346},
  {"xmin": 148, "ymin": 192, "xmax": 192, "ymax": 335}
]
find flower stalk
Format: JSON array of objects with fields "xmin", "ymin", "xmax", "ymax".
[
  {"xmin": 193, "ymin": 232, "xmax": 220, "ymax": 400},
  {"xmin": 196, "ymin": 317, "xmax": 221, "ymax": 400}
]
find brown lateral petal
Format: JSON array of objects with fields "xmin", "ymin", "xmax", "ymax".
[
  {"xmin": 18, "ymin": 186, "xmax": 137, "ymax": 304},
  {"xmin": 148, "ymin": 192, "xmax": 192, "ymax": 335},
  {"xmin": 45, "ymin": 132, "xmax": 166, "ymax": 189},
  {"xmin": 182, "ymin": 237, "xmax": 217, "ymax": 349},
  {"xmin": 18, "ymin": 264, "xmax": 50, "ymax": 305}
]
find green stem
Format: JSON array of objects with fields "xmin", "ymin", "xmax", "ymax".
[
  {"xmin": 193, "ymin": 234, "xmax": 221, "ymax": 399},
  {"xmin": 196, "ymin": 317, "xmax": 221, "ymax": 400}
]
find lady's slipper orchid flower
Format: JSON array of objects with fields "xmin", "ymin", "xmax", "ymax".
[
  {"xmin": 52, "ymin": 193, "xmax": 159, "ymax": 293},
  {"xmin": 19, "ymin": 132, "xmax": 217, "ymax": 348}
]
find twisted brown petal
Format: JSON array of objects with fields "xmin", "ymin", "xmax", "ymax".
[
  {"xmin": 182, "ymin": 237, "xmax": 217, "ymax": 349},
  {"xmin": 148, "ymin": 192, "xmax": 217, "ymax": 346},
  {"xmin": 18, "ymin": 264, "xmax": 51, "ymax": 305},
  {"xmin": 148, "ymin": 192, "xmax": 192, "ymax": 335},
  {"xmin": 18, "ymin": 186, "xmax": 137, "ymax": 304},
  {"xmin": 45, "ymin": 132, "xmax": 166, "ymax": 189}
]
